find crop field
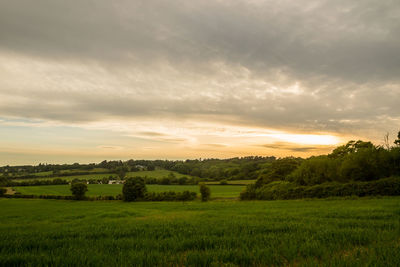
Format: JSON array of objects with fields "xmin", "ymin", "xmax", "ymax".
[
  {"xmin": 13, "ymin": 184, "xmax": 245, "ymax": 198},
  {"xmin": 0, "ymin": 197, "xmax": 399, "ymax": 266},
  {"xmin": 13, "ymin": 170, "xmax": 192, "ymax": 182}
]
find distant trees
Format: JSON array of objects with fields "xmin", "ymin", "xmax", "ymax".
[
  {"xmin": 255, "ymin": 157, "xmax": 302, "ymax": 187},
  {"xmin": 147, "ymin": 164, "xmax": 155, "ymax": 171},
  {"xmin": 70, "ymin": 183, "xmax": 88, "ymax": 200},
  {"xmin": 0, "ymin": 176, "xmax": 9, "ymax": 186},
  {"xmin": 199, "ymin": 183, "xmax": 211, "ymax": 201},
  {"xmin": 122, "ymin": 177, "xmax": 147, "ymax": 202},
  {"xmin": 115, "ymin": 166, "xmax": 128, "ymax": 180}
]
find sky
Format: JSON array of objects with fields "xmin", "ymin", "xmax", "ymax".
[{"xmin": 0, "ymin": 0, "xmax": 399, "ymax": 165}]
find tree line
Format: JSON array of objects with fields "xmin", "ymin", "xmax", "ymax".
[
  {"xmin": 1, "ymin": 157, "xmax": 277, "ymax": 181},
  {"xmin": 241, "ymin": 132, "xmax": 400, "ymax": 200}
]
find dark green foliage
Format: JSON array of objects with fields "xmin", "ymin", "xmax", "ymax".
[
  {"xmin": 219, "ymin": 180, "xmax": 228, "ymax": 185},
  {"xmin": 199, "ymin": 183, "xmax": 211, "ymax": 201},
  {"xmin": 142, "ymin": 175, "xmax": 196, "ymax": 185},
  {"xmin": 171, "ymin": 156, "xmax": 276, "ymax": 180},
  {"xmin": 283, "ymin": 139, "xmax": 400, "ymax": 187},
  {"xmin": 160, "ymin": 177, "xmax": 172, "ymax": 185},
  {"xmin": 0, "ymin": 187, "xmax": 6, "ymax": 196},
  {"xmin": 239, "ymin": 184, "xmax": 256, "ymax": 200},
  {"xmin": 0, "ymin": 178, "xmax": 69, "ymax": 187},
  {"xmin": 102, "ymin": 177, "xmax": 110, "ymax": 184},
  {"xmin": 394, "ymin": 131, "xmax": 400, "ymax": 146},
  {"xmin": 114, "ymin": 166, "xmax": 128, "ymax": 179},
  {"xmin": 0, "ymin": 177, "xmax": 9, "ymax": 186},
  {"xmin": 287, "ymin": 156, "xmax": 339, "ymax": 185},
  {"xmin": 241, "ymin": 177, "xmax": 400, "ymax": 200},
  {"xmin": 70, "ymin": 183, "xmax": 88, "ymax": 200},
  {"xmin": 122, "ymin": 177, "xmax": 146, "ymax": 202},
  {"xmin": 255, "ymin": 157, "xmax": 302, "ymax": 187},
  {"xmin": 178, "ymin": 176, "xmax": 188, "ymax": 185}
]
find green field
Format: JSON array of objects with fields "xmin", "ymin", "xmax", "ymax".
[
  {"xmin": 13, "ymin": 184, "xmax": 245, "ymax": 198},
  {"xmin": 0, "ymin": 197, "xmax": 399, "ymax": 266},
  {"xmin": 14, "ymin": 170, "xmax": 193, "ymax": 182}
]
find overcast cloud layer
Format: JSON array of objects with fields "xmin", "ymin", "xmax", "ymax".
[{"xmin": 0, "ymin": 0, "xmax": 399, "ymax": 163}]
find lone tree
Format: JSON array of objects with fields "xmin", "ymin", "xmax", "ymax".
[
  {"xmin": 70, "ymin": 182, "xmax": 88, "ymax": 200},
  {"xmin": 199, "ymin": 183, "xmax": 211, "ymax": 202},
  {"xmin": 122, "ymin": 177, "xmax": 146, "ymax": 202}
]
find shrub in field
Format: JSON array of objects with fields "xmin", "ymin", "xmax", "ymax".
[
  {"xmin": 70, "ymin": 182, "xmax": 88, "ymax": 200},
  {"xmin": 122, "ymin": 177, "xmax": 147, "ymax": 202},
  {"xmin": 0, "ymin": 187, "xmax": 6, "ymax": 196},
  {"xmin": 219, "ymin": 180, "xmax": 228, "ymax": 185},
  {"xmin": 199, "ymin": 183, "xmax": 211, "ymax": 201}
]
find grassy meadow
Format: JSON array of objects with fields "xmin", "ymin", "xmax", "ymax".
[
  {"xmin": 0, "ymin": 197, "xmax": 399, "ymax": 266},
  {"xmin": 13, "ymin": 184, "xmax": 245, "ymax": 198}
]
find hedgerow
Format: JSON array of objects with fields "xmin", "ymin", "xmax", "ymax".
[{"xmin": 240, "ymin": 177, "xmax": 400, "ymax": 200}]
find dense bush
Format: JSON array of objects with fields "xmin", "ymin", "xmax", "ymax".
[
  {"xmin": 122, "ymin": 177, "xmax": 146, "ymax": 202},
  {"xmin": 0, "ymin": 187, "xmax": 6, "ymax": 196},
  {"xmin": 70, "ymin": 183, "xmax": 88, "ymax": 200},
  {"xmin": 240, "ymin": 177, "xmax": 400, "ymax": 200},
  {"xmin": 199, "ymin": 183, "xmax": 211, "ymax": 201}
]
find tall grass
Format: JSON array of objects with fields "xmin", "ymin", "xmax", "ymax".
[{"xmin": 0, "ymin": 197, "xmax": 399, "ymax": 266}]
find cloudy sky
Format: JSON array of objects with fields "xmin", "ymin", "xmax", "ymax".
[{"xmin": 0, "ymin": 0, "xmax": 399, "ymax": 165}]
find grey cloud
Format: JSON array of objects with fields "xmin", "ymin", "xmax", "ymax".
[
  {"xmin": 1, "ymin": 0, "xmax": 399, "ymax": 82},
  {"xmin": 0, "ymin": 0, "xmax": 399, "ymax": 141}
]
